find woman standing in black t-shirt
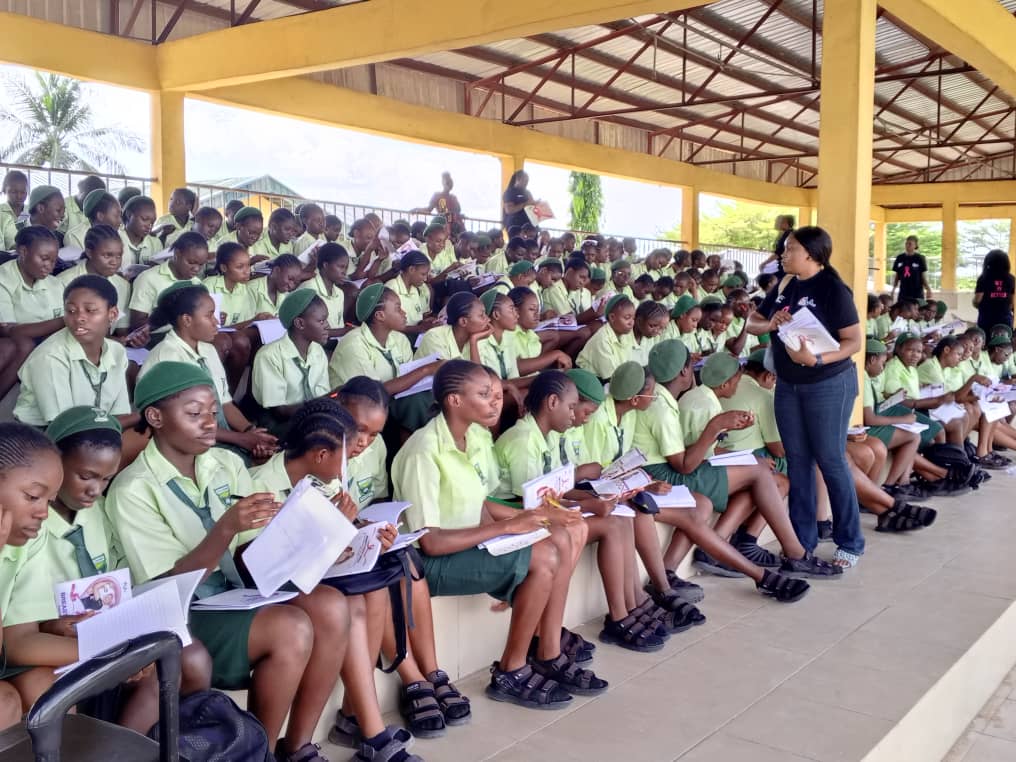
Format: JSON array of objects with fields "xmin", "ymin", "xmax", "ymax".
[
  {"xmin": 502, "ymin": 170, "xmax": 533, "ymax": 232},
  {"xmin": 748, "ymin": 226, "xmax": 865, "ymax": 570},
  {"xmin": 973, "ymin": 249, "xmax": 1016, "ymax": 332}
]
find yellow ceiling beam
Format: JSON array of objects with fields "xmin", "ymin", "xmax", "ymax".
[
  {"xmin": 196, "ymin": 77, "xmax": 814, "ymax": 207},
  {"xmin": 157, "ymin": 0, "xmax": 718, "ymax": 91},
  {"xmin": 881, "ymin": 204, "xmax": 1016, "ymax": 222},
  {"xmin": 871, "ymin": 180, "xmax": 1016, "ymax": 206},
  {"xmin": 0, "ymin": 12, "xmax": 159, "ymax": 91},
  {"xmin": 880, "ymin": 0, "xmax": 1016, "ymax": 102}
]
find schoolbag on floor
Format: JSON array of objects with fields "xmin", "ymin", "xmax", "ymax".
[
  {"xmin": 923, "ymin": 443, "xmax": 987, "ymax": 490},
  {"xmin": 149, "ymin": 689, "xmax": 273, "ymax": 762}
]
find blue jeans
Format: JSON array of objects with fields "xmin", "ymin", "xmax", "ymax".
[{"xmin": 774, "ymin": 364, "xmax": 865, "ymax": 555}]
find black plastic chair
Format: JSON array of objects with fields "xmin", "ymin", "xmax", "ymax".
[{"xmin": 0, "ymin": 631, "xmax": 184, "ymax": 761}]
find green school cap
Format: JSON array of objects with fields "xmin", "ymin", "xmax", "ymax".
[
  {"xmin": 431, "ymin": 215, "xmax": 447, "ymax": 226},
  {"xmin": 700, "ymin": 351, "xmax": 740, "ymax": 388},
  {"xmin": 700, "ymin": 294, "xmax": 724, "ymax": 307},
  {"xmin": 610, "ymin": 362, "xmax": 646, "ymax": 400},
  {"xmin": 508, "ymin": 260, "xmax": 534, "ymax": 277},
  {"xmin": 611, "ymin": 259, "xmax": 631, "ymax": 273},
  {"xmin": 475, "ymin": 234, "xmax": 492, "ymax": 248},
  {"xmin": 935, "ymin": 300, "xmax": 948, "ymax": 318},
  {"xmin": 355, "ymin": 283, "xmax": 385, "ymax": 323},
  {"xmin": 480, "ymin": 288, "xmax": 501, "ymax": 315},
  {"xmin": 747, "ymin": 348, "xmax": 768, "ymax": 366},
  {"xmin": 157, "ymin": 280, "xmax": 205, "ymax": 305},
  {"xmin": 991, "ymin": 324, "xmax": 1013, "ymax": 338},
  {"xmin": 590, "ymin": 267, "xmax": 606, "ymax": 282},
  {"xmin": 866, "ymin": 338, "xmax": 887, "ymax": 354},
  {"xmin": 117, "ymin": 186, "xmax": 142, "ymax": 206},
  {"xmin": 46, "ymin": 405, "xmax": 122, "ymax": 444},
  {"xmin": 670, "ymin": 294, "xmax": 698, "ymax": 318},
  {"xmin": 82, "ymin": 189, "xmax": 113, "ymax": 218},
  {"xmin": 278, "ymin": 289, "xmax": 319, "ymax": 329},
  {"xmin": 647, "ymin": 339, "xmax": 689, "ymax": 384},
  {"xmin": 27, "ymin": 185, "xmax": 62, "ymax": 212},
  {"xmin": 566, "ymin": 368, "xmax": 604, "ymax": 403},
  {"xmin": 233, "ymin": 206, "xmax": 263, "ymax": 225},
  {"xmin": 134, "ymin": 361, "xmax": 215, "ymax": 411},
  {"xmin": 604, "ymin": 293, "xmax": 630, "ymax": 316},
  {"xmin": 988, "ymin": 334, "xmax": 1012, "ymax": 348},
  {"xmin": 722, "ymin": 275, "xmax": 744, "ymax": 288},
  {"xmin": 537, "ymin": 257, "xmax": 563, "ymax": 271}
]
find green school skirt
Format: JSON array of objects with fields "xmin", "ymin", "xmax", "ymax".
[
  {"xmin": 869, "ymin": 405, "xmax": 941, "ymax": 449},
  {"xmin": 422, "ymin": 546, "xmax": 532, "ymax": 604},
  {"xmin": 189, "ymin": 609, "xmax": 257, "ymax": 690},
  {"xmin": 391, "ymin": 391, "xmax": 436, "ymax": 432},
  {"xmin": 644, "ymin": 462, "xmax": 730, "ymax": 513},
  {"xmin": 753, "ymin": 447, "xmax": 788, "ymax": 475}
]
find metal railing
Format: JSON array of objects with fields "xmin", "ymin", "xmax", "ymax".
[
  {"xmin": 0, "ymin": 161, "xmax": 154, "ymax": 199},
  {"xmin": 698, "ymin": 243, "xmax": 772, "ymax": 274}
]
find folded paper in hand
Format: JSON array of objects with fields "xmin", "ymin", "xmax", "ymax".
[
  {"xmin": 54, "ymin": 568, "xmax": 132, "ymax": 617},
  {"xmin": 395, "ymin": 354, "xmax": 441, "ymax": 399},
  {"xmin": 521, "ymin": 464, "xmax": 575, "ymax": 509},
  {"xmin": 777, "ymin": 307, "xmax": 840, "ymax": 354}
]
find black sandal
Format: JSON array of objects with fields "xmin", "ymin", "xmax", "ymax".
[
  {"xmin": 630, "ymin": 598, "xmax": 670, "ymax": 639},
  {"xmin": 876, "ymin": 501, "xmax": 936, "ymax": 532},
  {"xmin": 599, "ymin": 613, "xmax": 666, "ymax": 652},
  {"xmin": 561, "ymin": 627, "xmax": 596, "ymax": 658},
  {"xmin": 427, "ymin": 670, "xmax": 471, "ymax": 726},
  {"xmin": 756, "ymin": 569, "xmax": 810, "ymax": 603},
  {"xmin": 328, "ymin": 710, "xmax": 362, "ymax": 748},
  {"xmin": 650, "ymin": 589, "xmax": 707, "ymax": 632},
  {"xmin": 486, "ymin": 663, "xmax": 572, "ymax": 710},
  {"xmin": 399, "ymin": 681, "xmax": 446, "ymax": 739},
  {"xmin": 531, "ymin": 652, "xmax": 608, "ymax": 696}
]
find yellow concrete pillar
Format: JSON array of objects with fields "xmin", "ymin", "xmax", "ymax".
[
  {"xmin": 150, "ymin": 91, "xmax": 187, "ymax": 213},
  {"xmin": 940, "ymin": 201, "xmax": 958, "ymax": 292},
  {"xmin": 682, "ymin": 187, "xmax": 699, "ymax": 249},
  {"xmin": 1008, "ymin": 217, "xmax": 1016, "ymax": 260},
  {"xmin": 797, "ymin": 206, "xmax": 815, "ymax": 227},
  {"xmin": 873, "ymin": 221, "xmax": 888, "ymax": 291}
]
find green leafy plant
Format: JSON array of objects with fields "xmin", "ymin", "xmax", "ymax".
[{"xmin": 568, "ymin": 171, "xmax": 603, "ymax": 233}]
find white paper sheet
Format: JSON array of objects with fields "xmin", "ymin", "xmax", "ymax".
[
  {"xmin": 893, "ymin": 422, "xmax": 929, "ymax": 433},
  {"xmin": 930, "ymin": 402, "xmax": 967, "ymax": 423},
  {"xmin": 601, "ymin": 448, "xmax": 647, "ymax": 480},
  {"xmin": 252, "ymin": 318, "xmax": 286, "ymax": 344},
  {"xmin": 394, "ymin": 353, "xmax": 440, "ymax": 399},
  {"xmin": 981, "ymin": 400, "xmax": 1011, "ymax": 423},
  {"xmin": 58, "ymin": 246, "xmax": 84, "ymax": 263},
  {"xmin": 708, "ymin": 450, "xmax": 759, "ymax": 467},
  {"xmin": 125, "ymin": 347, "xmax": 150, "ymax": 366},
  {"xmin": 322, "ymin": 524, "xmax": 385, "ymax": 578},
  {"xmin": 777, "ymin": 307, "xmax": 841, "ymax": 354},
  {"xmin": 521, "ymin": 464, "xmax": 576, "ymax": 509},
  {"xmin": 190, "ymin": 589, "xmax": 298, "ymax": 611},
  {"xmin": 650, "ymin": 484, "xmax": 697, "ymax": 509},
  {"xmin": 478, "ymin": 528, "xmax": 550, "ymax": 556},
  {"xmin": 589, "ymin": 468, "xmax": 652, "ymax": 496},
  {"xmin": 877, "ymin": 389, "xmax": 906, "ymax": 413},
  {"xmin": 357, "ymin": 501, "xmax": 411, "ymax": 526},
  {"xmin": 847, "ymin": 426, "xmax": 869, "ymax": 436},
  {"xmin": 150, "ymin": 248, "xmax": 173, "ymax": 264},
  {"xmin": 386, "ymin": 529, "xmax": 429, "ymax": 553},
  {"xmin": 242, "ymin": 477, "xmax": 358, "ymax": 596},
  {"xmin": 54, "ymin": 569, "xmax": 132, "ymax": 617},
  {"xmin": 919, "ymin": 384, "xmax": 945, "ymax": 399},
  {"xmin": 581, "ymin": 505, "xmax": 638, "ymax": 519}
]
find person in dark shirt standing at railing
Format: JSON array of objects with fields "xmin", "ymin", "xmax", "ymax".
[{"xmin": 891, "ymin": 235, "xmax": 933, "ymax": 301}]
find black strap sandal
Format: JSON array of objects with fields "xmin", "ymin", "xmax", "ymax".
[
  {"xmin": 756, "ymin": 569, "xmax": 810, "ymax": 603},
  {"xmin": 599, "ymin": 613, "xmax": 666, "ymax": 652},
  {"xmin": 652, "ymin": 598, "xmax": 706, "ymax": 633},
  {"xmin": 399, "ymin": 681, "xmax": 446, "ymax": 739},
  {"xmin": 899, "ymin": 501, "xmax": 937, "ymax": 528},
  {"xmin": 876, "ymin": 501, "xmax": 935, "ymax": 532},
  {"xmin": 531, "ymin": 652, "xmax": 608, "ymax": 696},
  {"xmin": 561, "ymin": 626, "xmax": 596, "ymax": 657},
  {"xmin": 328, "ymin": 710, "xmax": 362, "ymax": 749},
  {"xmin": 427, "ymin": 669, "xmax": 471, "ymax": 726},
  {"xmin": 630, "ymin": 598, "xmax": 670, "ymax": 639},
  {"xmin": 486, "ymin": 663, "xmax": 573, "ymax": 710}
]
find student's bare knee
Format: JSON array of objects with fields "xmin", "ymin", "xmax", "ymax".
[
  {"xmin": 529, "ymin": 536, "xmax": 560, "ymax": 574},
  {"xmin": 253, "ymin": 604, "xmax": 314, "ymax": 665},
  {"xmin": 0, "ymin": 681, "xmax": 21, "ymax": 729},
  {"xmin": 304, "ymin": 585, "xmax": 352, "ymax": 635},
  {"xmin": 180, "ymin": 641, "xmax": 213, "ymax": 693}
]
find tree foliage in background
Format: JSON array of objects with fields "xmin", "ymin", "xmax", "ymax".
[
  {"xmin": 0, "ymin": 73, "xmax": 143, "ymax": 173},
  {"xmin": 568, "ymin": 171, "xmax": 603, "ymax": 233},
  {"xmin": 662, "ymin": 198, "xmax": 795, "ymax": 249}
]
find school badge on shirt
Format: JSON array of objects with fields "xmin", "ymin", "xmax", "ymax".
[{"xmin": 213, "ymin": 484, "xmax": 234, "ymax": 506}]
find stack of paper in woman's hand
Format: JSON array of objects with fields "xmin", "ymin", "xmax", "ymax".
[{"xmin": 777, "ymin": 307, "xmax": 841, "ymax": 354}]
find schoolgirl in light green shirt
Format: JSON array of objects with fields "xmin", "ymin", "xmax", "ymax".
[
  {"xmin": 250, "ymin": 208, "xmax": 298, "ymax": 262},
  {"xmin": 128, "ymin": 231, "xmax": 207, "ymax": 327},
  {"xmin": 152, "ymin": 187, "xmax": 195, "ymax": 243},
  {"xmin": 987, "ymin": 335, "xmax": 1014, "ymax": 382},
  {"xmin": 63, "ymin": 190, "xmax": 121, "ymax": 251},
  {"xmin": 119, "ymin": 195, "xmax": 162, "ymax": 266},
  {"xmin": 0, "ymin": 169, "xmax": 27, "ymax": 251},
  {"xmin": 630, "ymin": 300, "xmax": 667, "ymax": 367},
  {"xmin": 217, "ymin": 206, "xmax": 264, "ymax": 257},
  {"xmin": 0, "ymin": 226, "xmax": 64, "ymax": 340},
  {"xmin": 507, "ymin": 287, "xmax": 573, "ymax": 376},
  {"xmin": 249, "ymin": 254, "xmax": 303, "ymax": 318},
  {"xmin": 297, "ymin": 243, "xmax": 348, "ymax": 335},
  {"xmin": 292, "ymin": 204, "xmax": 325, "ymax": 258},
  {"xmin": 167, "ymin": 206, "xmax": 225, "ymax": 250},
  {"xmin": 576, "ymin": 295, "xmax": 637, "ymax": 381},
  {"xmin": 415, "ymin": 292, "xmax": 489, "ymax": 363},
  {"xmin": 203, "ymin": 242, "xmax": 259, "ymax": 326},
  {"xmin": 58, "ymin": 226, "xmax": 132, "ymax": 334},
  {"xmin": 390, "ymin": 251, "xmax": 434, "ymax": 334},
  {"xmin": 961, "ymin": 328, "xmax": 992, "ymax": 379},
  {"xmin": 478, "ymin": 290, "xmax": 523, "ymax": 381},
  {"xmin": 668, "ymin": 295, "xmax": 704, "ymax": 360}
]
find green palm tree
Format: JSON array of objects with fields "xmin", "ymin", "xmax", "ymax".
[{"xmin": 0, "ymin": 73, "xmax": 143, "ymax": 174}]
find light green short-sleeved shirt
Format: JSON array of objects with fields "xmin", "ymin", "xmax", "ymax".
[
  {"xmin": 416, "ymin": 324, "xmax": 467, "ymax": 361},
  {"xmin": 540, "ymin": 281, "xmax": 571, "ymax": 316},
  {"xmin": 553, "ymin": 424, "xmax": 593, "ymax": 469},
  {"xmin": 869, "ymin": 370, "xmax": 886, "ymax": 404},
  {"xmin": 0, "ymin": 259, "xmax": 63, "ymax": 324},
  {"xmin": 0, "ymin": 202, "xmax": 19, "ymax": 250},
  {"xmin": 881, "ymin": 356, "xmax": 920, "ymax": 399},
  {"xmin": 392, "ymin": 275, "xmax": 430, "ymax": 327},
  {"xmin": 484, "ymin": 251, "xmax": 508, "ymax": 275},
  {"xmin": 494, "ymin": 414, "xmax": 558, "ymax": 498},
  {"xmin": 0, "ymin": 545, "xmax": 29, "ymax": 626},
  {"xmin": 139, "ymin": 329, "xmax": 232, "ymax": 404},
  {"xmin": 719, "ymin": 376, "xmax": 779, "ymax": 452},
  {"xmin": 634, "ymin": 385, "xmax": 685, "ymax": 465},
  {"xmin": 165, "ymin": 223, "xmax": 196, "ymax": 250},
  {"xmin": 57, "ymin": 262, "xmax": 132, "ymax": 332},
  {"xmin": 576, "ymin": 326, "xmax": 635, "ymax": 380},
  {"xmin": 202, "ymin": 276, "xmax": 257, "ymax": 326},
  {"xmin": 14, "ymin": 329, "xmax": 131, "ymax": 425},
  {"xmin": 249, "ymin": 451, "xmax": 339, "ymax": 503},
  {"xmin": 63, "ymin": 222, "xmax": 90, "ymax": 251},
  {"xmin": 863, "ymin": 375, "xmax": 876, "ymax": 408},
  {"xmin": 944, "ymin": 365, "xmax": 967, "ymax": 394},
  {"xmin": 875, "ymin": 314, "xmax": 891, "ymax": 339},
  {"xmin": 250, "ymin": 235, "xmax": 293, "ymax": 261},
  {"xmin": 329, "ymin": 325, "xmax": 413, "ymax": 389},
  {"xmin": 119, "ymin": 228, "xmax": 162, "ymax": 267},
  {"xmin": 630, "ymin": 333, "xmax": 661, "ymax": 368},
  {"xmin": 252, "ymin": 334, "xmax": 329, "ymax": 408},
  {"xmin": 248, "ymin": 276, "xmax": 285, "ymax": 317},
  {"xmin": 964, "ymin": 353, "xmax": 991, "ymax": 379},
  {"xmin": 155, "ymin": 214, "xmax": 189, "ymax": 237},
  {"xmin": 478, "ymin": 331, "xmax": 520, "ymax": 380},
  {"xmin": 106, "ymin": 439, "xmax": 253, "ymax": 584},
  {"xmin": 6, "ymin": 503, "xmax": 122, "ymax": 626},
  {"xmin": 582, "ymin": 396, "xmax": 638, "ymax": 467},
  {"xmin": 393, "ymin": 414, "xmax": 496, "ymax": 531},
  {"xmin": 60, "ymin": 196, "xmax": 84, "ymax": 234},
  {"xmin": 917, "ymin": 357, "xmax": 946, "ymax": 388},
  {"xmin": 566, "ymin": 286, "xmax": 592, "ymax": 317},
  {"xmin": 679, "ymin": 330, "xmax": 708, "ymax": 354},
  {"xmin": 679, "ymin": 384, "xmax": 722, "ymax": 457},
  {"xmin": 129, "ymin": 261, "xmax": 201, "ymax": 316},
  {"xmin": 347, "ymin": 436, "xmax": 389, "ymax": 510},
  {"xmin": 292, "ymin": 232, "xmax": 323, "ymax": 257},
  {"xmin": 429, "ymin": 242, "xmax": 456, "ymax": 273},
  {"xmin": 298, "ymin": 272, "xmax": 345, "ymax": 329},
  {"xmin": 513, "ymin": 327, "xmax": 542, "ymax": 361}
]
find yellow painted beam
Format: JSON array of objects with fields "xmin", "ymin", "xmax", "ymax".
[
  {"xmin": 798, "ymin": 206, "xmax": 816, "ymax": 226},
  {"xmin": 157, "ymin": 0, "xmax": 717, "ymax": 92},
  {"xmin": 882, "ymin": 205, "xmax": 1016, "ymax": 222},
  {"xmin": 1009, "ymin": 218, "xmax": 1016, "ymax": 261},
  {"xmin": 196, "ymin": 79, "xmax": 814, "ymax": 208},
  {"xmin": 0, "ymin": 12, "xmax": 159, "ymax": 91},
  {"xmin": 869, "ymin": 206, "xmax": 886, "ymax": 223},
  {"xmin": 941, "ymin": 201, "xmax": 958, "ymax": 291},
  {"xmin": 880, "ymin": 0, "xmax": 1016, "ymax": 105},
  {"xmin": 682, "ymin": 188, "xmax": 700, "ymax": 249},
  {"xmin": 150, "ymin": 92, "xmax": 187, "ymax": 213},
  {"xmin": 871, "ymin": 181, "xmax": 1016, "ymax": 206}
]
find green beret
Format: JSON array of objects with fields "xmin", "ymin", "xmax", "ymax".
[
  {"xmin": 699, "ymin": 294, "xmax": 724, "ymax": 307},
  {"xmin": 278, "ymin": 289, "xmax": 318, "ymax": 329},
  {"xmin": 480, "ymin": 288, "xmax": 501, "ymax": 315},
  {"xmin": 604, "ymin": 293, "xmax": 630, "ymax": 316},
  {"xmin": 355, "ymin": 283, "xmax": 386, "ymax": 324},
  {"xmin": 475, "ymin": 234, "xmax": 492, "ymax": 248},
  {"xmin": 590, "ymin": 267, "xmax": 606, "ymax": 282},
  {"xmin": 722, "ymin": 275, "xmax": 744, "ymax": 288},
  {"xmin": 747, "ymin": 348, "xmax": 768, "ymax": 366},
  {"xmin": 157, "ymin": 280, "xmax": 205, "ymax": 305},
  {"xmin": 935, "ymin": 300, "xmax": 948, "ymax": 318},
  {"xmin": 82, "ymin": 189, "xmax": 113, "ymax": 218},
  {"xmin": 670, "ymin": 294, "xmax": 698, "ymax": 318},
  {"xmin": 647, "ymin": 339, "xmax": 689, "ymax": 383},
  {"xmin": 566, "ymin": 369, "xmax": 604, "ymax": 404},
  {"xmin": 117, "ymin": 186, "xmax": 142, "ymax": 206},
  {"xmin": 423, "ymin": 223, "xmax": 444, "ymax": 239},
  {"xmin": 233, "ymin": 206, "xmax": 263, "ymax": 225},
  {"xmin": 610, "ymin": 259, "xmax": 631, "ymax": 273},
  {"xmin": 509, "ymin": 260, "xmax": 534, "ymax": 277},
  {"xmin": 610, "ymin": 362, "xmax": 646, "ymax": 400},
  {"xmin": 122, "ymin": 194, "xmax": 155, "ymax": 216},
  {"xmin": 537, "ymin": 257, "xmax": 563, "ymax": 271},
  {"xmin": 430, "ymin": 215, "xmax": 447, "ymax": 226},
  {"xmin": 700, "ymin": 351, "xmax": 740, "ymax": 388},
  {"xmin": 28, "ymin": 185, "xmax": 62, "ymax": 212},
  {"xmin": 895, "ymin": 331, "xmax": 919, "ymax": 348},
  {"xmin": 991, "ymin": 324, "xmax": 1013, "ymax": 338},
  {"xmin": 988, "ymin": 334, "xmax": 1012, "ymax": 348},
  {"xmin": 866, "ymin": 338, "xmax": 887, "ymax": 354},
  {"xmin": 134, "ymin": 361, "xmax": 215, "ymax": 411},
  {"xmin": 46, "ymin": 405, "xmax": 122, "ymax": 444}
]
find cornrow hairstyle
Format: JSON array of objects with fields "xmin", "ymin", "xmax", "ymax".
[
  {"xmin": 283, "ymin": 403, "xmax": 357, "ymax": 460},
  {"xmin": 933, "ymin": 335, "xmax": 960, "ymax": 359},
  {"xmin": 269, "ymin": 253, "xmax": 301, "ymax": 272},
  {"xmin": 635, "ymin": 299, "xmax": 668, "ymax": 323},
  {"xmin": 172, "ymin": 231, "xmax": 208, "ymax": 256},
  {"xmin": 490, "ymin": 292, "xmax": 512, "ymax": 318},
  {"xmin": 1, "ymin": 170, "xmax": 27, "ymax": 190},
  {"xmin": 215, "ymin": 241, "xmax": 247, "ymax": 273},
  {"xmin": 64, "ymin": 274, "xmax": 117, "ymax": 308},
  {"xmin": 674, "ymin": 249, "xmax": 690, "ymax": 268},
  {"xmin": 524, "ymin": 370, "xmax": 574, "ymax": 415},
  {"xmin": 122, "ymin": 196, "xmax": 156, "ymax": 220},
  {"xmin": 194, "ymin": 206, "xmax": 223, "ymax": 224},
  {"xmin": 84, "ymin": 224, "xmax": 121, "ymax": 253},
  {"xmin": 148, "ymin": 284, "xmax": 209, "ymax": 331},
  {"xmin": 433, "ymin": 359, "xmax": 485, "ymax": 409},
  {"xmin": 317, "ymin": 242, "xmax": 349, "ymax": 270},
  {"xmin": 655, "ymin": 276, "xmax": 674, "ymax": 290},
  {"xmin": 446, "ymin": 292, "xmax": 479, "ymax": 325},
  {"xmin": 564, "ymin": 257, "xmax": 589, "ymax": 274},
  {"xmin": 55, "ymin": 427, "xmax": 123, "ymax": 456},
  {"xmin": 335, "ymin": 376, "xmax": 390, "ymax": 413},
  {"xmin": 268, "ymin": 208, "xmax": 296, "ymax": 226},
  {"xmin": 508, "ymin": 286, "xmax": 537, "ymax": 310},
  {"xmin": 86, "ymin": 193, "xmax": 118, "ymax": 223},
  {"xmin": 0, "ymin": 423, "xmax": 59, "ymax": 474},
  {"xmin": 15, "ymin": 225, "xmax": 58, "ymax": 250}
]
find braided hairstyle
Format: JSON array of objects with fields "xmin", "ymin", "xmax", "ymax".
[
  {"xmin": 524, "ymin": 369, "xmax": 574, "ymax": 413},
  {"xmin": 83, "ymin": 223, "xmax": 121, "ymax": 254},
  {"xmin": 148, "ymin": 284, "xmax": 209, "ymax": 331},
  {"xmin": 283, "ymin": 397, "xmax": 357, "ymax": 460},
  {"xmin": 433, "ymin": 359, "xmax": 485, "ymax": 411},
  {"xmin": 335, "ymin": 376, "xmax": 390, "ymax": 414},
  {"xmin": 0, "ymin": 423, "xmax": 59, "ymax": 476}
]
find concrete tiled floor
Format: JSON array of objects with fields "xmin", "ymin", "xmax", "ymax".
[
  {"xmin": 323, "ymin": 471, "xmax": 1016, "ymax": 762},
  {"xmin": 945, "ymin": 666, "xmax": 1016, "ymax": 762}
]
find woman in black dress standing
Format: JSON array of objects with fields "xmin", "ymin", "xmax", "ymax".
[
  {"xmin": 973, "ymin": 249, "xmax": 1016, "ymax": 332},
  {"xmin": 502, "ymin": 170, "xmax": 533, "ymax": 232}
]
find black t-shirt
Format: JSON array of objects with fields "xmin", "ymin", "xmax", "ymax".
[
  {"xmin": 892, "ymin": 253, "xmax": 927, "ymax": 299},
  {"xmin": 758, "ymin": 269, "xmax": 860, "ymax": 384},
  {"xmin": 975, "ymin": 272, "xmax": 1015, "ymax": 328},
  {"xmin": 502, "ymin": 188, "xmax": 532, "ymax": 229}
]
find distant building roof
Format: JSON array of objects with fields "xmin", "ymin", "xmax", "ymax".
[{"xmin": 193, "ymin": 174, "xmax": 302, "ymax": 198}]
